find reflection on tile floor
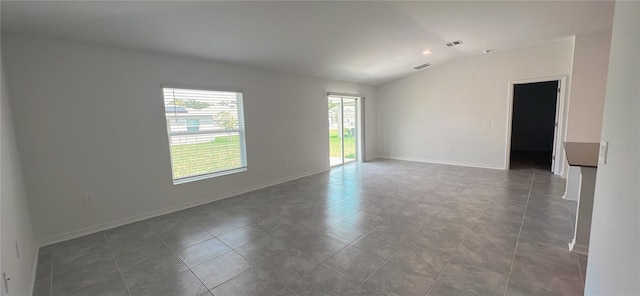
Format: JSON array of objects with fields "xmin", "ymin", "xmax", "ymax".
[{"xmin": 32, "ymin": 159, "xmax": 585, "ymax": 296}]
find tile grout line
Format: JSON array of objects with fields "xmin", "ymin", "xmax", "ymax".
[
  {"xmin": 38, "ymin": 162, "xmax": 572, "ymax": 296},
  {"xmin": 318, "ymin": 261, "xmax": 369, "ymax": 295},
  {"xmin": 209, "ymin": 262, "xmax": 254, "ymax": 294},
  {"xmin": 146, "ymin": 221, "xmax": 221, "ymax": 294},
  {"xmin": 102, "ymin": 232, "xmax": 133, "ymax": 296},
  {"xmin": 286, "ymin": 216, "xmax": 380, "ymax": 295},
  {"xmin": 194, "ymin": 206, "xmax": 370, "ymax": 294},
  {"xmin": 224, "ymin": 229, "xmax": 345, "ymax": 295},
  {"xmin": 222, "ymin": 234, "xmax": 290, "ymax": 295},
  {"xmin": 345, "ymin": 257, "xmax": 390, "ymax": 296},
  {"xmin": 313, "ymin": 215, "xmax": 397, "ymax": 296},
  {"xmin": 502, "ymin": 169, "xmax": 536, "ymax": 296},
  {"xmin": 283, "ymin": 287, "xmax": 299, "ymax": 296},
  {"xmin": 204, "ymin": 222, "xmax": 251, "ymax": 240},
  {"xmin": 155, "ymin": 236, "xmax": 216, "ymax": 293},
  {"xmin": 421, "ymin": 183, "xmax": 485, "ymax": 296},
  {"xmin": 422, "ymin": 216, "xmax": 478, "ymax": 296}
]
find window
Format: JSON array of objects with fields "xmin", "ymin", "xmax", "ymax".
[
  {"xmin": 186, "ymin": 119, "xmax": 200, "ymax": 132},
  {"xmin": 162, "ymin": 87, "xmax": 247, "ymax": 184}
]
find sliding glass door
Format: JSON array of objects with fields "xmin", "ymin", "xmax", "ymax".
[{"xmin": 328, "ymin": 96, "xmax": 359, "ymax": 166}]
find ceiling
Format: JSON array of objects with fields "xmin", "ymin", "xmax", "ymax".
[{"xmin": 1, "ymin": 1, "xmax": 615, "ymax": 85}]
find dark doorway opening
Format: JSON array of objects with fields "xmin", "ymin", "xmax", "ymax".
[{"xmin": 510, "ymin": 80, "xmax": 559, "ymax": 171}]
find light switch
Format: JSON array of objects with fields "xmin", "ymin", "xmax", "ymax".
[{"xmin": 599, "ymin": 140, "xmax": 608, "ymax": 164}]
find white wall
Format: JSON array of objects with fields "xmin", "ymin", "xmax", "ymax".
[
  {"xmin": 375, "ymin": 38, "xmax": 574, "ymax": 169},
  {"xmin": 1, "ymin": 35, "xmax": 376, "ymax": 244},
  {"xmin": 1, "ymin": 58, "xmax": 37, "ymax": 295},
  {"xmin": 585, "ymin": 1, "xmax": 640, "ymax": 294},
  {"xmin": 565, "ymin": 28, "xmax": 613, "ymax": 142}
]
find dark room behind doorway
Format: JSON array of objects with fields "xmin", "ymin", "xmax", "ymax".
[{"xmin": 510, "ymin": 80, "xmax": 559, "ymax": 171}]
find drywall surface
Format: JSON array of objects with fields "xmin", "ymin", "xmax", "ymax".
[
  {"xmin": 565, "ymin": 28, "xmax": 613, "ymax": 142},
  {"xmin": 375, "ymin": 38, "xmax": 574, "ymax": 169},
  {"xmin": 585, "ymin": 1, "xmax": 640, "ymax": 295},
  {"xmin": 1, "ymin": 58, "xmax": 37, "ymax": 295},
  {"xmin": 1, "ymin": 35, "xmax": 376, "ymax": 242}
]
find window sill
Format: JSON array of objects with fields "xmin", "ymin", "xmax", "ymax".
[{"xmin": 173, "ymin": 167, "xmax": 247, "ymax": 185}]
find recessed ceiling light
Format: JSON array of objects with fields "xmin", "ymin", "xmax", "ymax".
[
  {"xmin": 422, "ymin": 49, "xmax": 433, "ymax": 55},
  {"xmin": 483, "ymin": 49, "xmax": 493, "ymax": 54}
]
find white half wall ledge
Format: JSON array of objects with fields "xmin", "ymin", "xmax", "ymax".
[
  {"xmin": 38, "ymin": 167, "xmax": 328, "ymax": 247},
  {"xmin": 563, "ymin": 166, "xmax": 582, "ymax": 201},
  {"xmin": 377, "ymin": 156, "xmax": 505, "ymax": 171}
]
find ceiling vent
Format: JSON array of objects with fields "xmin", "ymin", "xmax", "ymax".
[
  {"xmin": 445, "ymin": 40, "xmax": 463, "ymax": 47},
  {"xmin": 413, "ymin": 63, "xmax": 432, "ymax": 70}
]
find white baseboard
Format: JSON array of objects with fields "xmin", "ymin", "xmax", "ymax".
[
  {"xmin": 563, "ymin": 192, "xmax": 579, "ymax": 201},
  {"xmin": 378, "ymin": 155, "xmax": 504, "ymax": 170},
  {"xmin": 569, "ymin": 239, "xmax": 589, "ymax": 255},
  {"xmin": 38, "ymin": 168, "xmax": 328, "ymax": 247}
]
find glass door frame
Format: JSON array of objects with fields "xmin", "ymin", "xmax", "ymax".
[{"xmin": 328, "ymin": 93, "xmax": 364, "ymax": 167}]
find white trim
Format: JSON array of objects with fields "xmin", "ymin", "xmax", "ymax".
[
  {"xmin": 358, "ymin": 97, "xmax": 365, "ymax": 163},
  {"xmin": 162, "ymin": 83, "xmax": 244, "ymax": 96},
  {"xmin": 569, "ymin": 239, "xmax": 589, "ymax": 255},
  {"xmin": 504, "ymin": 75, "xmax": 569, "ymax": 176},
  {"xmin": 173, "ymin": 167, "xmax": 247, "ymax": 185},
  {"xmin": 38, "ymin": 167, "xmax": 328, "ymax": 247},
  {"xmin": 327, "ymin": 92, "xmax": 365, "ymax": 99},
  {"xmin": 28, "ymin": 247, "xmax": 39, "ymax": 296},
  {"xmin": 162, "ymin": 86, "xmax": 248, "ymax": 184},
  {"xmin": 378, "ymin": 155, "xmax": 504, "ymax": 170},
  {"xmin": 327, "ymin": 94, "xmax": 363, "ymax": 167},
  {"xmin": 562, "ymin": 192, "xmax": 579, "ymax": 201}
]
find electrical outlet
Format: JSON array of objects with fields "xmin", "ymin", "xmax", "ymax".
[
  {"xmin": 447, "ymin": 145, "xmax": 455, "ymax": 152},
  {"xmin": 83, "ymin": 194, "xmax": 95, "ymax": 205},
  {"xmin": 483, "ymin": 119, "xmax": 491, "ymax": 126}
]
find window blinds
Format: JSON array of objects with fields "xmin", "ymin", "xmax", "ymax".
[{"xmin": 162, "ymin": 87, "xmax": 247, "ymax": 183}]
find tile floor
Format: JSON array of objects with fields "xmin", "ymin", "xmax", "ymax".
[{"xmin": 32, "ymin": 159, "xmax": 586, "ymax": 296}]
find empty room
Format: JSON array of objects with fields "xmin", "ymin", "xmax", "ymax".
[{"xmin": 1, "ymin": 1, "xmax": 638, "ymax": 296}]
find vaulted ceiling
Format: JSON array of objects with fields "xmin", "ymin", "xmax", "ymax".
[{"xmin": 1, "ymin": 1, "xmax": 615, "ymax": 85}]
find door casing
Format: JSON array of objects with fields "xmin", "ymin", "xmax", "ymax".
[{"xmin": 505, "ymin": 76, "xmax": 568, "ymax": 175}]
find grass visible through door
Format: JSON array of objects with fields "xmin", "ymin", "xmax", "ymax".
[{"xmin": 329, "ymin": 129, "xmax": 356, "ymax": 159}]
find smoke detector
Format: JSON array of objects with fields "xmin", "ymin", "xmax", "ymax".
[
  {"xmin": 445, "ymin": 40, "xmax": 463, "ymax": 47},
  {"xmin": 413, "ymin": 63, "xmax": 432, "ymax": 70}
]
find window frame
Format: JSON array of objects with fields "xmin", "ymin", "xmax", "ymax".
[{"xmin": 161, "ymin": 85, "xmax": 248, "ymax": 185}]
